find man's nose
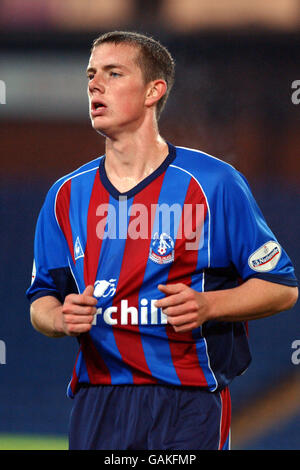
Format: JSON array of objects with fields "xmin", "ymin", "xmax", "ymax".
[{"xmin": 88, "ymin": 74, "xmax": 105, "ymax": 94}]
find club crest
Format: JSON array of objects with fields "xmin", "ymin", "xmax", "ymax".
[{"xmin": 149, "ymin": 232, "xmax": 174, "ymax": 264}]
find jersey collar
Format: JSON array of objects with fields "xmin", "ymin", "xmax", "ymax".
[{"xmin": 99, "ymin": 142, "xmax": 176, "ymax": 200}]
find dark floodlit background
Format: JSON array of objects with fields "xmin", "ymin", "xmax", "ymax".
[{"xmin": 0, "ymin": 0, "xmax": 299, "ymax": 450}]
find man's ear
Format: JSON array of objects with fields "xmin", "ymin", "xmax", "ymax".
[{"xmin": 145, "ymin": 79, "xmax": 167, "ymax": 108}]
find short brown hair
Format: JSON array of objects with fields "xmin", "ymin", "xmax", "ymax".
[{"xmin": 92, "ymin": 31, "xmax": 175, "ymax": 119}]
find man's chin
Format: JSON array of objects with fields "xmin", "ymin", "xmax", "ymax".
[
  {"xmin": 94, "ymin": 127, "xmax": 107, "ymax": 137},
  {"xmin": 91, "ymin": 119, "xmax": 108, "ymax": 137}
]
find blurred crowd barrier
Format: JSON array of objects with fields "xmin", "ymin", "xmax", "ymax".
[{"xmin": 0, "ymin": 0, "xmax": 300, "ymax": 32}]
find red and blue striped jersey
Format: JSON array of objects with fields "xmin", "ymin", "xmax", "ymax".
[{"xmin": 26, "ymin": 143, "xmax": 297, "ymax": 397}]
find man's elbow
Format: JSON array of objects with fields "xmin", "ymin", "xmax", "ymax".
[
  {"xmin": 30, "ymin": 303, "xmax": 40, "ymax": 332},
  {"xmin": 281, "ymin": 286, "xmax": 298, "ymax": 312}
]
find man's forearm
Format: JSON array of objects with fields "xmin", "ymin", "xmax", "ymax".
[
  {"xmin": 156, "ymin": 278, "xmax": 298, "ymax": 333},
  {"xmin": 204, "ymin": 278, "xmax": 298, "ymax": 322},
  {"xmin": 30, "ymin": 296, "xmax": 66, "ymax": 338}
]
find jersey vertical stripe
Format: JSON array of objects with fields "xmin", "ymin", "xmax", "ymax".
[
  {"xmin": 67, "ymin": 167, "xmax": 98, "ymax": 293},
  {"xmin": 55, "ymin": 179, "xmax": 75, "ymax": 264},
  {"xmin": 79, "ymin": 333, "xmax": 112, "ymax": 385},
  {"xmin": 164, "ymin": 175, "xmax": 209, "ymax": 386},
  {"xmin": 91, "ymin": 194, "xmax": 136, "ymax": 385},
  {"xmin": 68, "ymin": 346, "xmax": 90, "ymax": 397},
  {"xmin": 83, "ymin": 172, "xmax": 110, "ymax": 286},
  {"xmin": 110, "ymin": 174, "xmax": 166, "ymax": 384}
]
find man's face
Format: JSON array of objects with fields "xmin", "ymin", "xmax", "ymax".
[{"xmin": 87, "ymin": 42, "xmax": 150, "ymax": 137}]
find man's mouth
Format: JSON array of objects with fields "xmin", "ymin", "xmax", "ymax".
[{"xmin": 91, "ymin": 100, "xmax": 107, "ymax": 116}]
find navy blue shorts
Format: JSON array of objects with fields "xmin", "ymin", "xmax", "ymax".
[{"xmin": 68, "ymin": 384, "xmax": 231, "ymax": 450}]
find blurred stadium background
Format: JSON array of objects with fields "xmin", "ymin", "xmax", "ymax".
[{"xmin": 0, "ymin": 0, "xmax": 299, "ymax": 450}]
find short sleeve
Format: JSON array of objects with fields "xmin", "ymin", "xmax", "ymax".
[
  {"xmin": 223, "ymin": 171, "xmax": 298, "ymax": 287},
  {"xmin": 26, "ymin": 186, "xmax": 77, "ymax": 304}
]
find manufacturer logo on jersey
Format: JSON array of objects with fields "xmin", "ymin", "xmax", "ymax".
[
  {"xmin": 74, "ymin": 236, "xmax": 84, "ymax": 261},
  {"xmin": 248, "ymin": 241, "xmax": 281, "ymax": 272},
  {"xmin": 94, "ymin": 279, "xmax": 117, "ymax": 299},
  {"xmin": 149, "ymin": 232, "xmax": 175, "ymax": 265}
]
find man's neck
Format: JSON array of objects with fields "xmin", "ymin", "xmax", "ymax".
[{"xmin": 104, "ymin": 129, "xmax": 169, "ymax": 193}]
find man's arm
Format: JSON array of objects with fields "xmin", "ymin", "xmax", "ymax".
[
  {"xmin": 30, "ymin": 285, "xmax": 97, "ymax": 338},
  {"xmin": 155, "ymin": 278, "xmax": 298, "ymax": 333}
]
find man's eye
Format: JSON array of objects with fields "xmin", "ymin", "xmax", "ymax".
[
  {"xmin": 110, "ymin": 71, "xmax": 121, "ymax": 77},
  {"xmin": 87, "ymin": 74, "xmax": 94, "ymax": 80}
]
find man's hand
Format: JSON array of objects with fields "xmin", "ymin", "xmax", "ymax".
[
  {"xmin": 59, "ymin": 285, "xmax": 98, "ymax": 336},
  {"xmin": 155, "ymin": 283, "xmax": 209, "ymax": 333}
]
